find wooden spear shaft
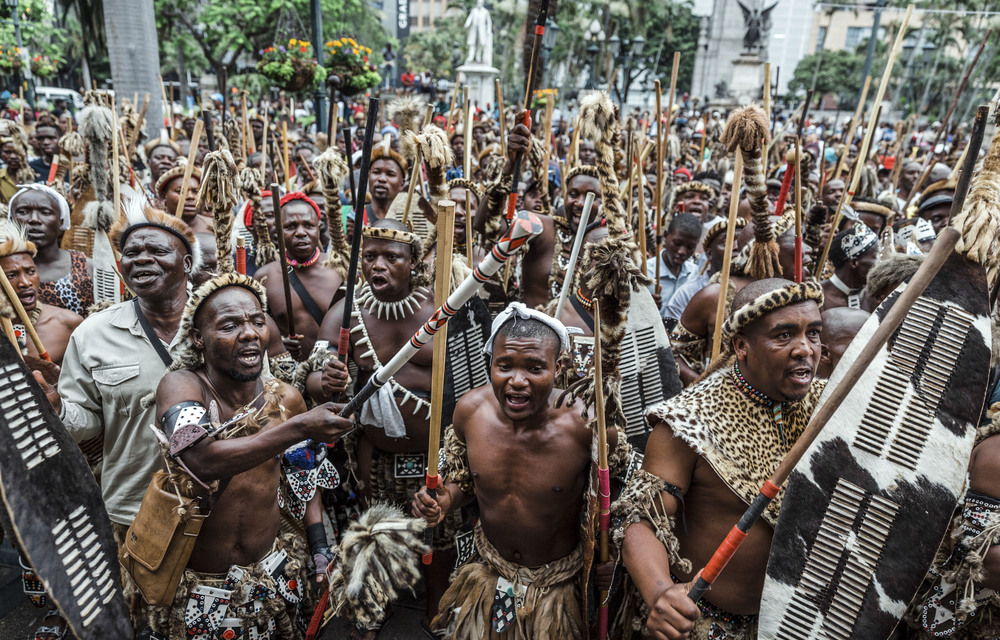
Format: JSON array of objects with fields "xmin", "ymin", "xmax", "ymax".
[
  {"xmin": 283, "ymin": 121, "xmax": 292, "ymax": 191},
  {"xmin": 833, "ymin": 75, "xmax": 871, "ymax": 181},
  {"xmin": 654, "ymin": 79, "xmax": 663, "ymax": 294},
  {"xmin": 710, "ymin": 153, "xmax": 744, "ymax": 363},
  {"xmin": 270, "ymin": 187, "xmax": 296, "ymax": 338},
  {"xmin": 496, "ymin": 78, "xmax": 507, "ymax": 158},
  {"xmin": 126, "ymin": 93, "xmax": 150, "ymax": 162},
  {"xmin": 402, "ymin": 105, "xmax": 434, "ymax": 226},
  {"xmin": 660, "ymin": 52, "xmax": 681, "ymax": 228},
  {"xmin": 422, "ymin": 199, "xmax": 455, "ymax": 565},
  {"xmin": 818, "ymin": 4, "xmax": 913, "ymax": 277},
  {"xmin": 174, "ymin": 119, "xmax": 203, "ymax": 218},
  {"xmin": 463, "ymin": 89, "xmax": 473, "ymax": 179},
  {"xmin": 593, "ymin": 297, "xmax": 611, "ymax": 640}
]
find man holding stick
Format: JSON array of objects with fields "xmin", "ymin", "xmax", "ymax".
[
  {"xmin": 617, "ymin": 277, "xmax": 825, "ymax": 639},
  {"xmin": 413, "ymin": 303, "xmax": 618, "ymax": 639}
]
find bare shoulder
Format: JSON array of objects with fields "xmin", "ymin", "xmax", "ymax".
[
  {"xmin": 548, "ymin": 392, "xmax": 592, "ymax": 445},
  {"xmin": 254, "ymin": 262, "xmax": 278, "ymax": 285},
  {"xmin": 275, "ymin": 379, "xmax": 308, "ymax": 417},
  {"xmin": 970, "ymin": 434, "xmax": 1000, "ymax": 496},
  {"xmin": 454, "ymin": 385, "xmax": 493, "ymax": 439},
  {"xmin": 642, "ymin": 417, "xmax": 699, "ymax": 492},
  {"xmin": 43, "ymin": 303, "xmax": 83, "ymax": 328},
  {"xmin": 154, "ymin": 370, "xmax": 207, "ymax": 421}
]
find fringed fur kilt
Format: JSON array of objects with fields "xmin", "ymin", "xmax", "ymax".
[{"xmin": 432, "ymin": 524, "xmax": 585, "ymax": 640}]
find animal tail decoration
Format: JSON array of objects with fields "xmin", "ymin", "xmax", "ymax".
[
  {"xmin": 388, "ymin": 96, "xmax": 425, "ymax": 144},
  {"xmin": 197, "ymin": 149, "xmax": 241, "ymax": 275},
  {"xmin": 952, "ymin": 104, "xmax": 1000, "ymax": 285},
  {"xmin": 721, "ymin": 104, "xmax": 775, "ymax": 279},
  {"xmin": 579, "ymin": 92, "xmax": 626, "ymax": 238},
  {"xmin": 238, "ymin": 165, "xmax": 279, "ymax": 266},
  {"xmin": 78, "ymin": 105, "xmax": 115, "ymax": 233},
  {"xmin": 313, "ymin": 148, "xmax": 351, "ymax": 278}
]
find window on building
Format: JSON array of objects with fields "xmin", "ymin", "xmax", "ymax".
[
  {"xmin": 844, "ymin": 26, "xmax": 868, "ymax": 51},
  {"xmin": 816, "ymin": 26, "xmax": 827, "ymax": 53}
]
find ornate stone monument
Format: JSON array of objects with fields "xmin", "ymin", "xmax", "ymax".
[{"xmin": 457, "ymin": 0, "xmax": 500, "ymax": 107}]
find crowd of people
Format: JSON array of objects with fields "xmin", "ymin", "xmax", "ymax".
[{"xmin": 0, "ymin": 73, "xmax": 997, "ymax": 640}]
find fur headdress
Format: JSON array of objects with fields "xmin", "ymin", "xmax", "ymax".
[
  {"xmin": 0, "ymin": 219, "xmax": 36, "ymax": 258},
  {"xmin": 565, "ymin": 164, "xmax": 599, "ymax": 186},
  {"xmin": 704, "ymin": 217, "xmax": 748, "ymax": 250},
  {"xmin": 313, "ymin": 148, "xmax": 351, "ymax": 278},
  {"xmin": 578, "ymin": 92, "xmax": 626, "ymax": 238},
  {"xmin": 675, "ymin": 181, "xmax": 717, "ymax": 199},
  {"xmin": 447, "ymin": 177, "xmax": 483, "ymax": 199},
  {"xmin": 155, "ymin": 164, "xmax": 201, "ymax": 199},
  {"xmin": 852, "ymin": 199, "xmax": 893, "ymax": 222},
  {"xmin": 721, "ymin": 280, "xmax": 824, "ymax": 348},
  {"xmin": 0, "ymin": 121, "xmax": 36, "ymax": 184},
  {"xmin": 952, "ymin": 105, "xmax": 1000, "ymax": 285},
  {"xmin": 391, "ymin": 125, "xmax": 452, "ymax": 242},
  {"xmin": 370, "ymin": 138, "xmax": 408, "ymax": 175},
  {"xmin": 362, "ymin": 226, "xmax": 431, "ymax": 288},
  {"xmin": 388, "ymin": 96, "xmax": 425, "ymax": 151},
  {"xmin": 109, "ymin": 199, "xmax": 202, "ymax": 275},
  {"xmin": 720, "ymin": 105, "xmax": 776, "ymax": 279},
  {"xmin": 143, "ymin": 134, "xmax": 181, "ymax": 161},
  {"xmin": 168, "ymin": 272, "xmax": 268, "ymax": 372}
]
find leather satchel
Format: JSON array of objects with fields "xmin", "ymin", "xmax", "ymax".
[{"xmin": 118, "ymin": 471, "xmax": 206, "ymax": 606}]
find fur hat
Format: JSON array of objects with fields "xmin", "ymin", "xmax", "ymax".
[
  {"xmin": 0, "ymin": 219, "xmax": 36, "ymax": 258},
  {"xmin": 0, "ymin": 121, "xmax": 36, "ymax": 184},
  {"xmin": 109, "ymin": 199, "xmax": 202, "ymax": 274},
  {"xmin": 721, "ymin": 280, "xmax": 824, "ymax": 347},
  {"xmin": 852, "ymin": 199, "xmax": 893, "ymax": 221},
  {"xmin": 168, "ymin": 272, "xmax": 268, "ymax": 372},
  {"xmin": 704, "ymin": 217, "xmax": 748, "ymax": 249},
  {"xmin": 447, "ymin": 177, "xmax": 483, "ymax": 199},
  {"xmin": 362, "ymin": 226, "xmax": 431, "ymax": 288},
  {"xmin": 143, "ymin": 135, "xmax": 182, "ymax": 161},
  {"xmin": 155, "ymin": 164, "xmax": 201, "ymax": 198},
  {"xmin": 370, "ymin": 138, "xmax": 408, "ymax": 174},
  {"xmin": 675, "ymin": 180, "xmax": 717, "ymax": 199}
]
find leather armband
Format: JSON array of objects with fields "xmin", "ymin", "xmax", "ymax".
[{"xmin": 161, "ymin": 401, "xmax": 210, "ymax": 458}]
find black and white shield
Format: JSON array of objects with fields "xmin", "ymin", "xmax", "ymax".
[
  {"xmin": 620, "ymin": 288, "xmax": 682, "ymax": 450},
  {"xmin": 760, "ymin": 252, "xmax": 992, "ymax": 640},
  {"xmin": 442, "ymin": 296, "xmax": 491, "ymax": 426},
  {"xmin": 0, "ymin": 335, "xmax": 132, "ymax": 638}
]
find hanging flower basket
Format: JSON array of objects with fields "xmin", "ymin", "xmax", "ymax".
[
  {"xmin": 30, "ymin": 55, "xmax": 59, "ymax": 80},
  {"xmin": 0, "ymin": 47, "xmax": 23, "ymax": 76},
  {"xmin": 256, "ymin": 39, "xmax": 327, "ymax": 92},
  {"xmin": 323, "ymin": 38, "xmax": 380, "ymax": 96}
]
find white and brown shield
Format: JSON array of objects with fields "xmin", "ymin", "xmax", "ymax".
[{"xmin": 760, "ymin": 252, "xmax": 992, "ymax": 640}]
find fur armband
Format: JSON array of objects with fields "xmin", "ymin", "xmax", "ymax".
[
  {"xmin": 442, "ymin": 426, "xmax": 475, "ymax": 496},
  {"xmin": 292, "ymin": 340, "xmax": 342, "ymax": 392},
  {"xmin": 269, "ymin": 352, "xmax": 298, "ymax": 386},
  {"xmin": 669, "ymin": 321, "xmax": 707, "ymax": 374},
  {"xmin": 611, "ymin": 468, "xmax": 691, "ymax": 575}
]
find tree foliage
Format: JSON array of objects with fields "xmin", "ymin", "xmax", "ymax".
[{"xmin": 787, "ymin": 49, "xmax": 864, "ymax": 108}]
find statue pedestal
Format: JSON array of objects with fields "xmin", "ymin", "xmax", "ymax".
[
  {"xmin": 729, "ymin": 53, "xmax": 764, "ymax": 106},
  {"xmin": 457, "ymin": 62, "xmax": 500, "ymax": 108}
]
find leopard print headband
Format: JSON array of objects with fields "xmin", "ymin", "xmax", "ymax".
[
  {"xmin": 362, "ymin": 226, "xmax": 418, "ymax": 245},
  {"xmin": 721, "ymin": 281, "xmax": 824, "ymax": 347}
]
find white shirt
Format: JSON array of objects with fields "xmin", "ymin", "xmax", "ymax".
[{"xmin": 647, "ymin": 253, "xmax": 701, "ymax": 318}]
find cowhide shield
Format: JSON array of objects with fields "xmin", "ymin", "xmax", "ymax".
[
  {"xmin": 442, "ymin": 295, "xmax": 491, "ymax": 427},
  {"xmin": 759, "ymin": 252, "xmax": 992, "ymax": 640},
  {"xmin": 0, "ymin": 335, "xmax": 131, "ymax": 637},
  {"xmin": 620, "ymin": 287, "xmax": 682, "ymax": 451}
]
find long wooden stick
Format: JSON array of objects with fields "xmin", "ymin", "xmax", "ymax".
[
  {"xmin": 270, "ymin": 187, "xmax": 296, "ymax": 337},
  {"xmin": 463, "ymin": 89, "xmax": 473, "ymax": 179},
  {"xmin": 402, "ymin": 105, "xmax": 434, "ymax": 226},
  {"xmin": 637, "ymin": 143, "xmax": 647, "ymax": 259},
  {"xmin": 654, "ymin": 80, "xmax": 664, "ymax": 294},
  {"xmin": 660, "ymin": 52, "xmax": 681, "ymax": 228},
  {"xmin": 158, "ymin": 75, "xmax": 171, "ymax": 133},
  {"xmin": 625, "ymin": 133, "xmax": 635, "ymax": 231},
  {"xmin": 833, "ymin": 75, "xmax": 871, "ymax": 181},
  {"xmin": 282, "ymin": 121, "xmax": 292, "ymax": 191},
  {"xmin": 687, "ymin": 102, "xmax": 989, "ymax": 606},
  {"xmin": 763, "ymin": 63, "xmax": 772, "ymax": 176},
  {"xmin": 710, "ymin": 154, "xmax": 744, "ymax": 363},
  {"xmin": 794, "ymin": 136, "xmax": 803, "ymax": 282},
  {"xmin": 465, "ymin": 188, "xmax": 474, "ymax": 267},
  {"xmin": 423, "ymin": 198, "xmax": 455, "ymax": 565},
  {"xmin": 445, "ymin": 82, "xmax": 460, "ymax": 134},
  {"xmin": 495, "ymin": 78, "xmax": 507, "ymax": 158},
  {"xmin": 817, "ymin": 5, "xmax": 913, "ymax": 277},
  {"xmin": 127, "ymin": 93, "xmax": 151, "ymax": 162},
  {"xmin": 259, "ymin": 111, "xmax": 269, "ymax": 177},
  {"xmin": 175, "ymin": 119, "xmax": 204, "ymax": 218},
  {"xmin": 593, "ymin": 297, "xmax": 611, "ymax": 640},
  {"xmin": 111, "ymin": 101, "xmax": 122, "ymax": 227}
]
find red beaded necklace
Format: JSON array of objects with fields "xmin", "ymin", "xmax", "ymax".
[{"xmin": 285, "ymin": 247, "xmax": 321, "ymax": 269}]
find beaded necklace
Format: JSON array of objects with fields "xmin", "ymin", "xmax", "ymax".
[
  {"xmin": 285, "ymin": 247, "xmax": 321, "ymax": 269},
  {"xmin": 575, "ymin": 287, "xmax": 594, "ymax": 312},
  {"xmin": 731, "ymin": 361, "xmax": 787, "ymax": 447}
]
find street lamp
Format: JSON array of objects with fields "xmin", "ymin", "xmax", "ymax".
[
  {"xmin": 585, "ymin": 19, "xmax": 604, "ymax": 90},
  {"xmin": 540, "ymin": 17, "xmax": 560, "ymax": 87},
  {"xmin": 4, "ymin": 0, "xmax": 34, "ymax": 107}
]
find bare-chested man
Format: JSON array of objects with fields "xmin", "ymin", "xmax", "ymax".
[
  {"xmin": 413, "ymin": 304, "xmax": 614, "ymax": 638},
  {"xmin": 145, "ymin": 276, "xmax": 353, "ymax": 638},
  {"xmin": 308, "ymin": 219, "xmax": 456, "ymax": 637},
  {"xmin": 474, "ymin": 119, "xmax": 602, "ymax": 309},
  {"xmin": 0, "ymin": 221, "xmax": 82, "ymax": 365},
  {"xmin": 618, "ymin": 278, "xmax": 825, "ymax": 639},
  {"xmin": 256, "ymin": 192, "xmax": 343, "ymax": 361},
  {"xmin": 821, "ymin": 223, "xmax": 878, "ymax": 311}
]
